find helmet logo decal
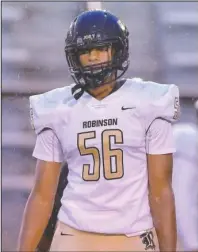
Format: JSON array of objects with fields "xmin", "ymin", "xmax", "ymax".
[{"xmin": 83, "ymin": 34, "xmax": 96, "ymax": 40}]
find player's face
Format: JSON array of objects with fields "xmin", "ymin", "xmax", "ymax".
[{"xmin": 78, "ymin": 45, "xmax": 112, "ymax": 67}]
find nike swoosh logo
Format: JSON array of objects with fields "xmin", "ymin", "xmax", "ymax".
[
  {"xmin": 60, "ymin": 232, "xmax": 74, "ymax": 236},
  {"xmin": 121, "ymin": 106, "xmax": 136, "ymax": 110}
]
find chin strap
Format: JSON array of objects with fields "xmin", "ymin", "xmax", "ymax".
[
  {"xmin": 71, "ymin": 78, "xmax": 126, "ymax": 101},
  {"xmin": 71, "ymin": 84, "xmax": 85, "ymax": 100}
]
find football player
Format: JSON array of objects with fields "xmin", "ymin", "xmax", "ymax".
[
  {"xmin": 18, "ymin": 10, "xmax": 180, "ymax": 251},
  {"xmin": 172, "ymin": 101, "xmax": 198, "ymax": 251}
]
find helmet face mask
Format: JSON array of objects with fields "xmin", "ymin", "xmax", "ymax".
[{"xmin": 65, "ymin": 10, "xmax": 130, "ymax": 89}]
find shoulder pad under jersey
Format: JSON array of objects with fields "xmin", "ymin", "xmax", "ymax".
[
  {"xmin": 128, "ymin": 78, "xmax": 180, "ymax": 125},
  {"xmin": 29, "ymin": 85, "xmax": 74, "ymax": 134}
]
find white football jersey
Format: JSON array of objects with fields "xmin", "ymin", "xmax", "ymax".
[
  {"xmin": 30, "ymin": 78, "xmax": 180, "ymax": 235},
  {"xmin": 173, "ymin": 123, "xmax": 198, "ymax": 250}
]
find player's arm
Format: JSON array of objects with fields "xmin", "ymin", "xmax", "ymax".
[
  {"xmin": 146, "ymin": 119, "xmax": 177, "ymax": 251},
  {"xmin": 17, "ymin": 129, "xmax": 63, "ymax": 251},
  {"xmin": 37, "ymin": 163, "xmax": 69, "ymax": 252},
  {"xmin": 17, "ymin": 160, "xmax": 61, "ymax": 251}
]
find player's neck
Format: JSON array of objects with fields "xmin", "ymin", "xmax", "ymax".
[
  {"xmin": 87, "ymin": 73, "xmax": 116, "ymax": 101},
  {"xmin": 88, "ymin": 81, "xmax": 116, "ymax": 101}
]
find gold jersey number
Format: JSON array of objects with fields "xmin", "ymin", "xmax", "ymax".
[{"xmin": 77, "ymin": 129, "xmax": 124, "ymax": 181}]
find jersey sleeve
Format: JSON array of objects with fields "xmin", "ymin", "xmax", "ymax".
[
  {"xmin": 146, "ymin": 118, "xmax": 176, "ymax": 154},
  {"xmin": 29, "ymin": 91, "xmax": 58, "ymax": 134},
  {"xmin": 33, "ymin": 129, "xmax": 64, "ymax": 162},
  {"xmin": 29, "ymin": 85, "xmax": 73, "ymax": 134},
  {"xmin": 139, "ymin": 82, "xmax": 180, "ymax": 128},
  {"xmin": 172, "ymin": 124, "xmax": 198, "ymax": 250},
  {"xmin": 29, "ymin": 86, "xmax": 74, "ymax": 162}
]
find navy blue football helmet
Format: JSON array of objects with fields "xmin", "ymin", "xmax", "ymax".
[{"xmin": 65, "ymin": 10, "xmax": 129, "ymax": 90}]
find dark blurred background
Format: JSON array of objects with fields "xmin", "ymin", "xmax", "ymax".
[{"xmin": 2, "ymin": 2, "xmax": 198, "ymax": 251}]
